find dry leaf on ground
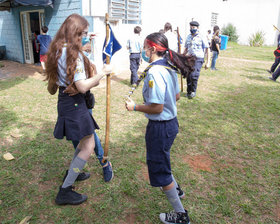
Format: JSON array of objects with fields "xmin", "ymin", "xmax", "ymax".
[
  {"xmin": 3, "ymin": 152, "xmax": 15, "ymax": 161},
  {"xmin": 19, "ymin": 216, "xmax": 32, "ymax": 224}
]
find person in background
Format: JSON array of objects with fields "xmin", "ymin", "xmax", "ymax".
[
  {"xmin": 71, "ymin": 40, "xmax": 114, "ymax": 183},
  {"xmin": 268, "ymin": 32, "xmax": 280, "ymax": 79},
  {"xmin": 164, "ymin": 22, "xmax": 178, "ymax": 52},
  {"xmin": 127, "ymin": 26, "xmax": 142, "ymax": 87},
  {"xmin": 210, "ymin": 29, "xmax": 221, "ymax": 71},
  {"xmin": 183, "ymin": 21, "xmax": 210, "ymax": 99},
  {"xmin": 37, "ymin": 26, "xmax": 52, "ymax": 71},
  {"xmin": 207, "ymin": 29, "xmax": 212, "ymax": 47}
]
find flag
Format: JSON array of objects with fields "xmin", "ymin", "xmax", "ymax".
[{"xmin": 102, "ymin": 24, "xmax": 122, "ymax": 63}]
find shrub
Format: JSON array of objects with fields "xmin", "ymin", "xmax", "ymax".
[
  {"xmin": 221, "ymin": 23, "xmax": 239, "ymax": 42},
  {"xmin": 248, "ymin": 31, "xmax": 265, "ymax": 47}
]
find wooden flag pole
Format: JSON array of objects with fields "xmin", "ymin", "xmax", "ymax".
[
  {"xmin": 177, "ymin": 27, "xmax": 183, "ymax": 92},
  {"xmin": 273, "ymin": 25, "xmax": 280, "ymax": 32},
  {"xmin": 103, "ymin": 13, "xmax": 111, "ymax": 163}
]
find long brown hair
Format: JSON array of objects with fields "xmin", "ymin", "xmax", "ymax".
[
  {"xmin": 146, "ymin": 32, "xmax": 196, "ymax": 78},
  {"xmin": 45, "ymin": 14, "xmax": 93, "ymax": 87}
]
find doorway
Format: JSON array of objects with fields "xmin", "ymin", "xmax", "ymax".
[{"xmin": 20, "ymin": 10, "xmax": 45, "ymax": 64}]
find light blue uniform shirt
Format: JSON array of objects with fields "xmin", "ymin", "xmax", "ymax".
[
  {"xmin": 184, "ymin": 32, "xmax": 209, "ymax": 59},
  {"xmin": 57, "ymin": 47, "xmax": 87, "ymax": 87},
  {"xmin": 127, "ymin": 34, "xmax": 142, "ymax": 54},
  {"xmin": 142, "ymin": 61, "xmax": 180, "ymax": 121}
]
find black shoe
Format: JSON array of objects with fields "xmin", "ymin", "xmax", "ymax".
[
  {"xmin": 177, "ymin": 184, "xmax": 185, "ymax": 199},
  {"xmin": 267, "ymin": 69, "xmax": 272, "ymax": 74},
  {"xmin": 269, "ymin": 77, "xmax": 276, "ymax": 82},
  {"xmin": 63, "ymin": 170, "xmax": 90, "ymax": 182},
  {"xmin": 55, "ymin": 185, "xmax": 88, "ymax": 205},
  {"xmin": 159, "ymin": 210, "xmax": 190, "ymax": 224}
]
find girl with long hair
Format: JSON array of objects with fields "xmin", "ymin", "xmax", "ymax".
[
  {"xmin": 210, "ymin": 29, "xmax": 221, "ymax": 70},
  {"xmin": 45, "ymin": 14, "xmax": 111, "ymax": 205},
  {"xmin": 126, "ymin": 32, "xmax": 195, "ymax": 224}
]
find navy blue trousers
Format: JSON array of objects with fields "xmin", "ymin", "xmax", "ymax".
[
  {"xmin": 145, "ymin": 117, "xmax": 179, "ymax": 187},
  {"xmin": 271, "ymin": 57, "xmax": 280, "ymax": 73},
  {"xmin": 272, "ymin": 62, "xmax": 280, "ymax": 80},
  {"xmin": 130, "ymin": 53, "xmax": 140, "ymax": 85},
  {"xmin": 187, "ymin": 58, "xmax": 204, "ymax": 94}
]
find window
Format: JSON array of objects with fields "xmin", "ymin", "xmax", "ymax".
[
  {"xmin": 211, "ymin": 12, "xmax": 218, "ymax": 27},
  {"xmin": 109, "ymin": 0, "xmax": 141, "ymax": 24}
]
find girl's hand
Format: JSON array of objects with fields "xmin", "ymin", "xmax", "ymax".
[
  {"xmin": 102, "ymin": 64, "xmax": 113, "ymax": 75},
  {"xmin": 125, "ymin": 97, "xmax": 135, "ymax": 111}
]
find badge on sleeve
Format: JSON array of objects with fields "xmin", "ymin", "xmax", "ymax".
[{"xmin": 149, "ymin": 80, "xmax": 154, "ymax": 88}]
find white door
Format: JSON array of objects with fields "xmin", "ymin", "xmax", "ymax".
[
  {"xmin": 20, "ymin": 12, "xmax": 34, "ymax": 64},
  {"xmin": 39, "ymin": 11, "xmax": 45, "ymax": 30}
]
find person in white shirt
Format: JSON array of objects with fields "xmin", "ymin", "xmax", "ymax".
[
  {"xmin": 127, "ymin": 26, "xmax": 142, "ymax": 86},
  {"xmin": 164, "ymin": 22, "xmax": 178, "ymax": 52}
]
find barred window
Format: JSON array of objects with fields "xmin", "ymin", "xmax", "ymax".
[
  {"xmin": 211, "ymin": 12, "xmax": 218, "ymax": 27},
  {"xmin": 109, "ymin": 0, "xmax": 141, "ymax": 24}
]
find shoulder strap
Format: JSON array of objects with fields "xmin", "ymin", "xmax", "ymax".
[{"xmin": 127, "ymin": 58, "xmax": 179, "ymax": 98}]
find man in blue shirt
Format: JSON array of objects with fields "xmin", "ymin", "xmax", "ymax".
[
  {"xmin": 183, "ymin": 21, "xmax": 210, "ymax": 99},
  {"xmin": 37, "ymin": 26, "xmax": 52, "ymax": 71},
  {"xmin": 127, "ymin": 26, "xmax": 142, "ymax": 86}
]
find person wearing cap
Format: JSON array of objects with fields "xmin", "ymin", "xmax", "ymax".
[{"xmin": 183, "ymin": 21, "xmax": 210, "ymax": 99}]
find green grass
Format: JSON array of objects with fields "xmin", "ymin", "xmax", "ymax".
[
  {"xmin": 0, "ymin": 44, "xmax": 279, "ymax": 224},
  {"xmin": 222, "ymin": 41, "xmax": 275, "ymax": 61}
]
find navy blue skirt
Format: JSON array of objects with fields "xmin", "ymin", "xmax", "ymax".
[{"xmin": 53, "ymin": 87, "xmax": 99, "ymax": 141}]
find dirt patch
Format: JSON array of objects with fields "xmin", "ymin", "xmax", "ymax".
[
  {"xmin": 140, "ymin": 164, "xmax": 149, "ymax": 182},
  {"xmin": 183, "ymin": 154, "xmax": 213, "ymax": 172},
  {"xmin": 0, "ymin": 60, "xmax": 44, "ymax": 80},
  {"xmin": 118, "ymin": 212, "xmax": 137, "ymax": 224},
  {"xmin": 275, "ymin": 203, "xmax": 280, "ymax": 220}
]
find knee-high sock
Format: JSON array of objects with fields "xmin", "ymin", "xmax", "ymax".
[
  {"xmin": 71, "ymin": 147, "xmax": 81, "ymax": 163},
  {"xmin": 163, "ymin": 184, "xmax": 185, "ymax": 213},
  {"xmin": 171, "ymin": 174, "xmax": 179, "ymax": 188},
  {"xmin": 62, "ymin": 156, "xmax": 86, "ymax": 188}
]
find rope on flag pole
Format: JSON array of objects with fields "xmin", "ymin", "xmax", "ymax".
[{"xmin": 176, "ymin": 27, "xmax": 183, "ymax": 92}]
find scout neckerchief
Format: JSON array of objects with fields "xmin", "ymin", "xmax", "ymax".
[{"xmin": 127, "ymin": 58, "xmax": 179, "ymax": 98}]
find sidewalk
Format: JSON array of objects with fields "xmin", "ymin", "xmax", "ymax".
[{"xmin": 0, "ymin": 59, "xmax": 148, "ymax": 89}]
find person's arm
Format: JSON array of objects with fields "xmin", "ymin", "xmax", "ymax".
[
  {"xmin": 126, "ymin": 98, "xmax": 163, "ymax": 114},
  {"xmin": 204, "ymin": 47, "xmax": 210, "ymax": 69},
  {"xmin": 176, "ymin": 93, "xmax": 180, "ymax": 101},
  {"xmin": 75, "ymin": 73, "xmax": 104, "ymax": 94},
  {"xmin": 216, "ymin": 43, "xmax": 220, "ymax": 53},
  {"xmin": 183, "ymin": 48, "xmax": 188, "ymax": 56}
]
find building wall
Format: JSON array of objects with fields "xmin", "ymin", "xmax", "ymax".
[
  {"xmin": 141, "ymin": 0, "xmax": 280, "ymax": 46},
  {"xmin": 0, "ymin": 9, "xmax": 25, "ymax": 62},
  {"xmin": 0, "ymin": 0, "xmax": 85, "ymax": 63}
]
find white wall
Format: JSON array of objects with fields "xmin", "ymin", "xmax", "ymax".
[
  {"xmin": 87, "ymin": 0, "xmax": 280, "ymax": 70},
  {"xmin": 219, "ymin": 0, "xmax": 280, "ymax": 45}
]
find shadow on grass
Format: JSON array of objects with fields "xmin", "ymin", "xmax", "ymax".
[
  {"xmin": 0, "ymin": 106, "xmax": 19, "ymax": 136},
  {"xmin": 241, "ymin": 74, "xmax": 274, "ymax": 82},
  {"xmin": 243, "ymin": 67, "xmax": 268, "ymax": 74},
  {"xmin": 111, "ymin": 75, "xmax": 130, "ymax": 86},
  {"xmin": 0, "ymin": 76, "xmax": 280, "ymax": 223},
  {"xmin": 0, "ymin": 77, "xmax": 27, "ymax": 91}
]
